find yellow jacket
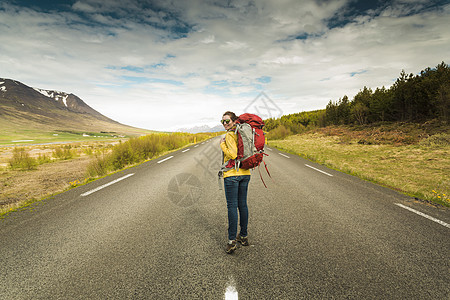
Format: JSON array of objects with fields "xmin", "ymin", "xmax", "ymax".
[{"xmin": 220, "ymin": 130, "xmax": 251, "ymax": 178}]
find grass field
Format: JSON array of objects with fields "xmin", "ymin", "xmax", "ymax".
[
  {"xmin": 0, "ymin": 129, "xmax": 126, "ymax": 145},
  {"xmin": 0, "ymin": 106, "xmax": 155, "ymax": 145},
  {"xmin": 268, "ymin": 125, "xmax": 449, "ymax": 207}
]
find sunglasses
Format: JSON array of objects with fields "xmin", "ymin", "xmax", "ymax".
[{"xmin": 221, "ymin": 119, "xmax": 232, "ymax": 124}]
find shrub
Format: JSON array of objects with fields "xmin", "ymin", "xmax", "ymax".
[
  {"xmin": 53, "ymin": 146, "xmax": 73, "ymax": 160},
  {"xmin": 86, "ymin": 152, "xmax": 112, "ymax": 177},
  {"xmin": 9, "ymin": 147, "xmax": 38, "ymax": 170},
  {"xmin": 83, "ymin": 147, "xmax": 93, "ymax": 156},
  {"xmin": 267, "ymin": 125, "xmax": 293, "ymax": 140},
  {"xmin": 357, "ymin": 138, "xmax": 378, "ymax": 145},
  {"xmin": 37, "ymin": 153, "xmax": 52, "ymax": 164},
  {"xmin": 420, "ymin": 133, "xmax": 450, "ymax": 147},
  {"xmin": 85, "ymin": 132, "xmax": 214, "ymax": 178}
]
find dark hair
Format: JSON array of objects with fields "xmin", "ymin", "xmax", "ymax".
[{"xmin": 223, "ymin": 111, "xmax": 238, "ymax": 121}]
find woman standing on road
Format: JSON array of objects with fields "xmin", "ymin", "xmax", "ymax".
[{"xmin": 220, "ymin": 111, "xmax": 251, "ymax": 254}]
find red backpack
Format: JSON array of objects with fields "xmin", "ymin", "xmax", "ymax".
[{"xmin": 219, "ymin": 113, "xmax": 271, "ymax": 187}]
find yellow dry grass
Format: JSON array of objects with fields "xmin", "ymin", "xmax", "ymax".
[{"xmin": 269, "ymin": 133, "xmax": 450, "ymax": 206}]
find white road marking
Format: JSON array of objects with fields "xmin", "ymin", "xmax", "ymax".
[
  {"xmin": 395, "ymin": 203, "xmax": 450, "ymax": 229},
  {"xmin": 81, "ymin": 173, "xmax": 135, "ymax": 197},
  {"xmin": 278, "ymin": 153, "xmax": 290, "ymax": 158},
  {"xmin": 266, "ymin": 147, "xmax": 273, "ymax": 151},
  {"xmin": 224, "ymin": 276, "xmax": 238, "ymax": 300},
  {"xmin": 182, "ymin": 149, "xmax": 190, "ymax": 153},
  {"xmin": 194, "ymin": 145, "xmax": 199, "ymax": 148},
  {"xmin": 157, "ymin": 156, "xmax": 174, "ymax": 164},
  {"xmin": 305, "ymin": 164, "xmax": 333, "ymax": 177}
]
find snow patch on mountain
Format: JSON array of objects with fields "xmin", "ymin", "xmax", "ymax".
[
  {"xmin": 0, "ymin": 81, "xmax": 6, "ymax": 92},
  {"xmin": 33, "ymin": 88, "xmax": 69, "ymax": 106}
]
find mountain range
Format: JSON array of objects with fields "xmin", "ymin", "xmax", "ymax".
[
  {"xmin": 0, "ymin": 78, "xmax": 151, "ymax": 141},
  {"xmin": 177, "ymin": 124, "xmax": 224, "ymax": 133}
]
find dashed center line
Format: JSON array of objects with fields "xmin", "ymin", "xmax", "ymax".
[
  {"xmin": 305, "ymin": 164, "xmax": 333, "ymax": 177},
  {"xmin": 278, "ymin": 153, "xmax": 290, "ymax": 158},
  {"xmin": 157, "ymin": 156, "xmax": 174, "ymax": 164},
  {"xmin": 81, "ymin": 173, "xmax": 134, "ymax": 197},
  {"xmin": 395, "ymin": 203, "xmax": 450, "ymax": 229},
  {"xmin": 225, "ymin": 276, "xmax": 238, "ymax": 300},
  {"xmin": 182, "ymin": 149, "xmax": 190, "ymax": 153}
]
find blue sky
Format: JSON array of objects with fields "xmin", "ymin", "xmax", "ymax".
[{"xmin": 1, "ymin": 0, "xmax": 449, "ymax": 131}]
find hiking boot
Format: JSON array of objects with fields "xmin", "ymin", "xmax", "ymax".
[
  {"xmin": 237, "ymin": 235, "xmax": 249, "ymax": 246},
  {"xmin": 226, "ymin": 240, "xmax": 237, "ymax": 254}
]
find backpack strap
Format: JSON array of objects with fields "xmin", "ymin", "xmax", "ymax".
[
  {"xmin": 254, "ymin": 153, "xmax": 273, "ymax": 188},
  {"xmin": 263, "ymin": 154, "xmax": 272, "ymax": 178},
  {"xmin": 258, "ymin": 164, "xmax": 267, "ymax": 188}
]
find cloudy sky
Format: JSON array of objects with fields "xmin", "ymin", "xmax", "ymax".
[{"xmin": 1, "ymin": 0, "xmax": 449, "ymax": 131}]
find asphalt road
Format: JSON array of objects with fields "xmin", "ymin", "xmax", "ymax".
[{"xmin": 1, "ymin": 137, "xmax": 449, "ymax": 299}]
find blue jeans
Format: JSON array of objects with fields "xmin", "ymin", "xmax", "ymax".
[{"xmin": 224, "ymin": 175, "xmax": 251, "ymax": 241}]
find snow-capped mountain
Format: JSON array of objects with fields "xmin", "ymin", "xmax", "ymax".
[
  {"xmin": 0, "ymin": 78, "xmax": 153, "ymax": 137},
  {"xmin": 33, "ymin": 88, "xmax": 70, "ymax": 107},
  {"xmin": 0, "ymin": 78, "xmax": 115, "ymax": 123}
]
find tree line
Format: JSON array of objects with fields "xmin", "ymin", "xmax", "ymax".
[{"xmin": 265, "ymin": 62, "xmax": 449, "ymax": 136}]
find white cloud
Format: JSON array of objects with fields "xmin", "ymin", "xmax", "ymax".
[
  {"xmin": 0, "ymin": 0, "xmax": 449, "ymax": 131},
  {"xmin": 72, "ymin": 1, "xmax": 97, "ymax": 13}
]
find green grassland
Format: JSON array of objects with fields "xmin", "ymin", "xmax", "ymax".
[{"xmin": 0, "ymin": 129, "xmax": 126, "ymax": 145}]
